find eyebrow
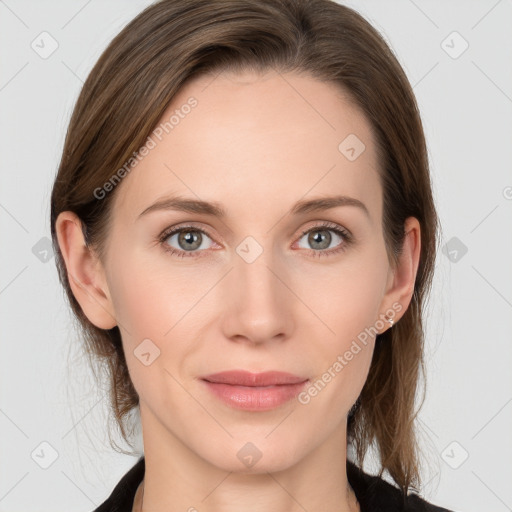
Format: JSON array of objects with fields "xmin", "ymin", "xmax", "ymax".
[{"xmin": 137, "ymin": 194, "xmax": 370, "ymax": 220}]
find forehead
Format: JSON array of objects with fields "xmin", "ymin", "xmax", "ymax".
[{"xmin": 111, "ymin": 69, "xmax": 382, "ymax": 226}]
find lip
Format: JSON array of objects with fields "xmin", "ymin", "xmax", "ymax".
[
  {"xmin": 200, "ymin": 371, "xmax": 309, "ymax": 411},
  {"xmin": 202, "ymin": 370, "xmax": 307, "ymax": 386}
]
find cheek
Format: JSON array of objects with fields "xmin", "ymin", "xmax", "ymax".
[
  {"xmin": 105, "ymin": 248, "xmax": 219, "ymax": 381},
  {"xmin": 293, "ymin": 248, "xmax": 388, "ymax": 410},
  {"xmin": 105, "ymin": 252, "xmax": 206, "ymax": 403},
  {"xmin": 107, "ymin": 246, "xmax": 210, "ymax": 340},
  {"xmin": 298, "ymin": 246, "xmax": 389, "ymax": 344}
]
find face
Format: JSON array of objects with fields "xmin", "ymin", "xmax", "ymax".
[{"xmin": 94, "ymin": 69, "xmax": 401, "ymax": 473}]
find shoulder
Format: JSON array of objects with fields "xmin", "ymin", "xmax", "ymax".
[
  {"xmin": 347, "ymin": 461, "xmax": 456, "ymax": 512},
  {"xmin": 92, "ymin": 456, "xmax": 145, "ymax": 512}
]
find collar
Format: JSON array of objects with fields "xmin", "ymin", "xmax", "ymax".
[{"xmin": 92, "ymin": 455, "xmax": 451, "ymax": 512}]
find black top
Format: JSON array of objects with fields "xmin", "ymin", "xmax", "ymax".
[{"xmin": 92, "ymin": 456, "xmax": 455, "ymax": 512}]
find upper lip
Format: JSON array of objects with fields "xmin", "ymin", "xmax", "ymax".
[{"xmin": 201, "ymin": 370, "xmax": 308, "ymax": 387}]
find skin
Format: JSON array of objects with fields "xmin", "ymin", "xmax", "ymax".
[{"xmin": 56, "ymin": 69, "xmax": 421, "ymax": 512}]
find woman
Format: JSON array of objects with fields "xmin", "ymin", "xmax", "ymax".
[{"xmin": 50, "ymin": 0, "xmax": 453, "ymax": 510}]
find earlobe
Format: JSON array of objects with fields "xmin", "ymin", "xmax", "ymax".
[
  {"xmin": 380, "ymin": 217, "xmax": 421, "ymax": 328},
  {"xmin": 55, "ymin": 212, "xmax": 117, "ymax": 330}
]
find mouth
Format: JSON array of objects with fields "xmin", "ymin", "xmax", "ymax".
[
  {"xmin": 200, "ymin": 370, "xmax": 309, "ymax": 411},
  {"xmin": 202, "ymin": 370, "xmax": 308, "ymax": 386}
]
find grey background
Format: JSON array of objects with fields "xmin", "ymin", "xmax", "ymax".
[{"xmin": 1, "ymin": 1, "xmax": 511, "ymax": 511}]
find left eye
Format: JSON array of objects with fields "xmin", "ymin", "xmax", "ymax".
[{"xmin": 296, "ymin": 226, "xmax": 346, "ymax": 251}]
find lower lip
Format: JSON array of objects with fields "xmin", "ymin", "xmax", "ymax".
[{"xmin": 202, "ymin": 380, "xmax": 308, "ymax": 411}]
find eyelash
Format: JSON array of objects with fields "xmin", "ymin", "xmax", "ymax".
[{"xmin": 157, "ymin": 221, "xmax": 353, "ymax": 259}]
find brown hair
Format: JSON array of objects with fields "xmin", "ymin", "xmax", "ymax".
[{"xmin": 50, "ymin": 0, "xmax": 440, "ymax": 495}]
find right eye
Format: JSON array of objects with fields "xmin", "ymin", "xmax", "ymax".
[{"xmin": 159, "ymin": 226, "xmax": 217, "ymax": 258}]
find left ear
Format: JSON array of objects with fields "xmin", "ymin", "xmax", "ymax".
[{"xmin": 379, "ymin": 216, "xmax": 422, "ymax": 326}]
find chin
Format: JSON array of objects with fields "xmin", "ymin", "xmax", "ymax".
[{"xmin": 195, "ymin": 433, "xmax": 307, "ymax": 475}]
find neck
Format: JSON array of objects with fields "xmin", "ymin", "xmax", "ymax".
[{"xmin": 137, "ymin": 404, "xmax": 359, "ymax": 512}]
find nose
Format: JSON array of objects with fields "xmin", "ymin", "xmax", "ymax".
[{"xmin": 220, "ymin": 246, "xmax": 295, "ymax": 345}]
